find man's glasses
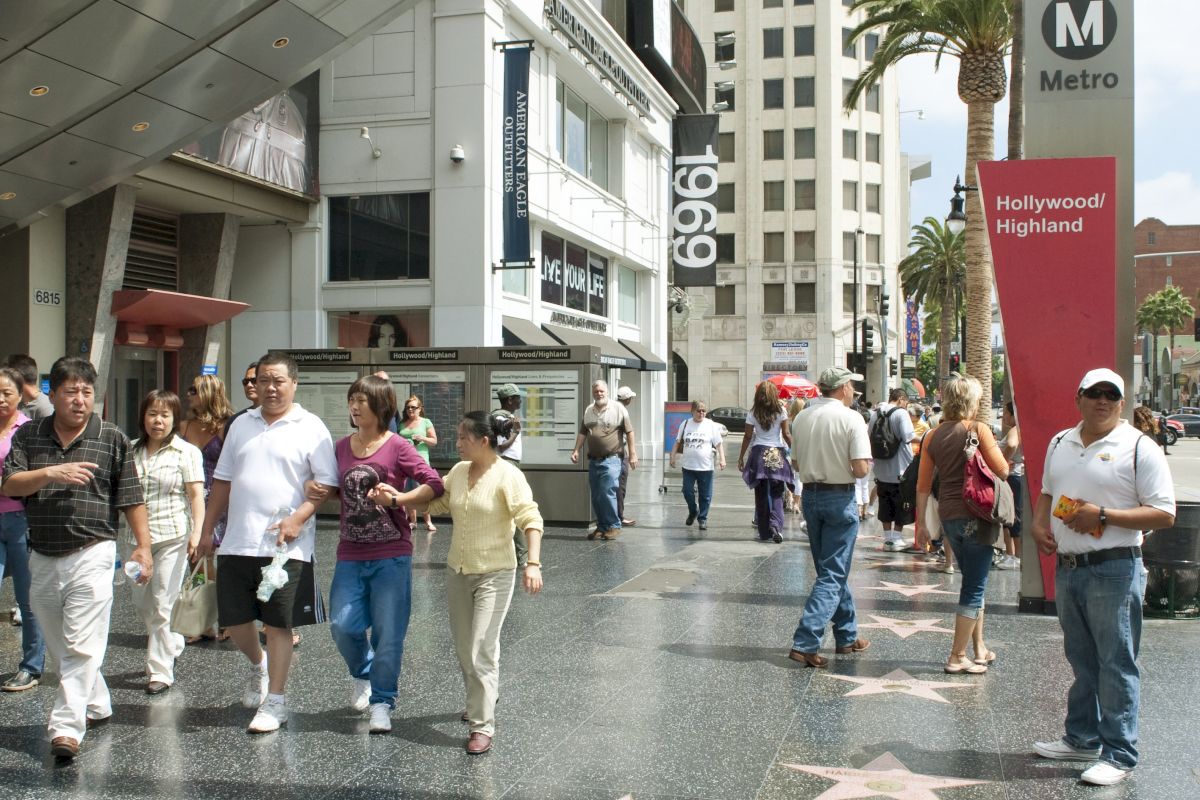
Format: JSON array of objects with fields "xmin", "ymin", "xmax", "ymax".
[
  {"xmin": 242, "ymin": 378, "xmax": 255, "ymax": 386},
  {"xmin": 1081, "ymin": 387, "xmax": 1121, "ymax": 402}
]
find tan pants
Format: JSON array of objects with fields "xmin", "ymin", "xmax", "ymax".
[
  {"xmin": 446, "ymin": 568, "xmax": 515, "ymax": 737},
  {"xmin": 121, "ymin": 536, "xmax": 188, "ymax": 684}
]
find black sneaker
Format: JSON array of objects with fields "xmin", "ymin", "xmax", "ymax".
[
  {"xmin": 685, "ymin": 512, "xmax": 696, "ymax": 526},
  {"xmin": 771, "ymin": 531, "xmax": 783, "ymax": 544},
  {"xmin": 698, "ymin": 520, "xmax": 707, "ymax": 530},
  {"xmin": 2, "ymin": 670, "xmax": 39, "ymax": 692}
]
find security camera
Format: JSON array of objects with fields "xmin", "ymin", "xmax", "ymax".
[{"xmin": 449, "ymin": 144, "xmax": 465, "ymax": 164}]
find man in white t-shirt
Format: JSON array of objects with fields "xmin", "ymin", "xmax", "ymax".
[
  {"xmin": 196, "ymin": 352, "xmax": 338, "ymax": 735},
  {"xmin": 870, "ymin": 388, "xmax": 915, "ymax": 552},
  {"xmin": 788, "ymin": 367, "xmax": 872, "ymax": 668},
  {"xmin": 1030, "ymin": 368, "xmax": 1175, "ymax": 786},
  {"xmin": 670, "ymin": 401, "xmax": 725, "ymax": 530}
]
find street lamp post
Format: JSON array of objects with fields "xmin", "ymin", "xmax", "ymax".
[{"xmin": 853, "ymin": 228, "xmax": 863, "ymax": 371}]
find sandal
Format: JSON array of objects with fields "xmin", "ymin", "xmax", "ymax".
[
  {"xmin": 973, "ymin": 650, "xmax": 997, "ymax": 666},
  {"xmin": 944, "ymin": 659, "xmax": 988, "ymax": 674}
]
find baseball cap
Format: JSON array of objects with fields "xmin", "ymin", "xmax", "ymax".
[
  {"xmin": 1078, "ymin": 368, "xmax": 1124, "ymax": 398},
  {"xmin": 818, "ymin": 366, "xmax": 863, "ymax": 391},
  {"xmin": 496, "ymin": 383, "xmax": 521, "ymax": 399},
  {"xmin": 616, "ymin": 386, "xmax": 637, "ymax": 400}
]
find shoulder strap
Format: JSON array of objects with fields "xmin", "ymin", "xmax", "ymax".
[{"xmin": 1133, "ymin": 432, "xmax": 1147, "ymax": 479}]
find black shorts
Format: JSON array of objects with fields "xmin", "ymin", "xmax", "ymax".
[
  {"xmin": 875, "ymin": 480, "xmax": 913, "ymax": 526},
  {"xmin": 1006, "ymin": 474, "xmax": 1024, "ymax": 536},
  {"xmin": 217, "ymin": 554, "xmax": 304, "ymax": 629}
]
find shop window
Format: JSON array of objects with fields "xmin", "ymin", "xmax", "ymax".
[
  {"xmin": 764, "ymin": 232, "xmax": 785, "ymax": 263},
  {"xmin": 556, "ymin": 80, "xmax": 609, "ymax": 190},
  {"xmin": 328, "ymin": 193, "xmax": 430, "ymax": 282},
  {"xmin": 764, "ymin": 181, "xmax": 785, "ymax": 212},
  {"xmin": 866, "ymin": 132, "xmax": 880, "ymax": 163},
  {"xmin": 763, "ymin": 129, "xmax": 784, "ymax": 160},
  {"xmin": 714, "ymin": 285, "xmax": 736, "ymax": 315},
  {"xmin": 795, "ymin": 179, "xmax": 816, "ymax": 210},
  {"xmin": 843, "ymin": 129, "xmax": 857, "ymax": 159},
  {"xmin": 794, "ymin": 127, "xmax": 815, "ymax": 158},
  {"xmin": 540, "ymin": 231, "xmax": 608, "ymax": 316},
  {"xmin": 866, "ymin": 183, "xmax": 881, "ymax": 213},
  {"xmin": 843, "ymin": 181, "xmax": 858, "ymax": 211},
  {"xmin": 618, "ymin": 265, "xmax": 637, "ymax": 324},
  {"xmin": 764, "ymin": 78, "xmax": 784, "ymax": 109},
  {"xmin": 794, "ymin": 230, "xmax": 815, "ymax": 261},
  {"xmin": 763, "ymin": 28, "xmax": 783, "ymax": 58},
  {"xmin": 718, "ymin": 132, "xmax": 736, "ymax": 162},
  {"xmin": 716, "ymin": 183, "xmax": 735, "ymax": 214},
  {"xmin": 331, "ymin": 310, "xmax": 430, "ymax": 348},
  {"xmin": 794, "ymin": 282, "xmax": 816, "ymax": 313},
  {"xmin": 763, "ymin": 283, "xmax": 785, "ymax": 314},
  {"xmin": 794, "ymin": 77, "xmax": 814, "ymax": 107},
  {"xmin": 793, "ymin": 25, "xmax": 814, "ymax": 57},
  {"xmin": 716, "ymin": 233, "xmax": 735, "ymax": 263}
]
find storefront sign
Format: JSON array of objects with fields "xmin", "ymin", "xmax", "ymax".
[
  {"xmin": 905, "ymin": 298, "xmax": 920, "ymax": 354},
  {"xmin": 501, "ymin": 46, "xmax": 531, "ymax": 265},
  {"xmin": 671, "ymin": 114, "xmax": 719, "ymax": 288},
  {"xmin": 544, "ymin": 0, "xmax": 652, "ymax": 116},
  {"xmin": 628, "ymin": 0, "xmax": 706, "ymax": 114},
  {"xmin": 285, "ymin": 350, "xmax": 353, "ymax": 363},
  {"xmin": 549, "ymin": 310, "xmax": 607, "ymax": 334},
  {"xmin": 496, "ymin": 348, "xmax": 572, "ymax": 361},
  {"xmin": 388, "ymin": 349, "xmax": 460, "ymax": 362},
  {"xmin": 769, "ymin": 341, "xmax": 810, "ymax": 371},
  {"xmin": 541, "ymin": 232, "xmax": 608, "ymax": 317}
]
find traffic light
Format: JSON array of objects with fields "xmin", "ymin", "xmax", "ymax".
[
  {"xmin": 889, "ymin": 357, "xmax": 898, "ymax": 377},
  {"xmin": 862, "ymin": 320, "xmax": 876, "ymax": 360},
  {"xmin": 949, "ymin": 353, "xmax": 961, "ymax": 373},
  {"xmin": 879, "ymin": 289, "xmax": 890, "ymax": 317}
]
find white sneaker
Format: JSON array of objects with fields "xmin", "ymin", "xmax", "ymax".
[
  {"xmin": 882, "ymin": 540, "xmax": 905, "ymax": 552},
  {"xmin": 247, "ymin": 697, "xmax": 288, "ymax": 733},
  {"xmin": 1033, "ymin": 738, "xmax": 1101, "ymax": 760},
  {"xmin": 368, "ymin": 702, "xmax": 392, "ymax": 734},
  {"xmin": 243, "ymin": 664, "xmax": 269, "ymax": 709},
  {"xmin": 996, "ymin": 555, "xmax": 1019, "ymax": 570},
  {"xmin": 350, "ymin": 678, "xmax": 371, "ymax": 712},
  {"xmin": 1081, "ymin": 761, "xmax": 1131, "ymax": 786}
]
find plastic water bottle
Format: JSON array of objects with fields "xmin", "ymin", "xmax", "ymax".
[
  {"xmin": 265, "ymin": 507, "xmax": 294, "ymax": 536},
  {"xmin": 113, "ymin": 559, "xmax": 125, "ymax": 586},
  {"xmin": 123, "ymin": 560, "xmax": 143, "ymax": 583}
]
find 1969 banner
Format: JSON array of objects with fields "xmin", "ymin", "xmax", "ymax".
[{"xmin": 671, "ymin": 114, "xmax": 719, "ymax": 287}]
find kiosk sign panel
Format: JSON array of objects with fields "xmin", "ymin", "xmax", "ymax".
[
  {"xmin": 390, "ymin": 370, "xmax": 467, "ymax": 465},
  {"xmin": 489, "ymin": 371, "xmax": 580, "ymax": 465}
]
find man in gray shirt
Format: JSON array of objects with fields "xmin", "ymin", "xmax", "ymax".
[{"xmin": 4, "ymin": 355, "xmax": 53, "ymax": 419}]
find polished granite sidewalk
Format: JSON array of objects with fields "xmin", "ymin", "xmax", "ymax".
[{"xmin": 1, "ymin": 462, "xmax": 1198, "ymax": 800}]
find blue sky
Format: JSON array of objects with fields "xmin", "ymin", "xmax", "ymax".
[{"xmin": 898, "ymin": 0, "xmax": 1200, "ymax": 229}]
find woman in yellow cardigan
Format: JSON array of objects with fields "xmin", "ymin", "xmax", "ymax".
[{"xmin": 423, "ymin": 411, "xmax": 543, "ymax": 755}]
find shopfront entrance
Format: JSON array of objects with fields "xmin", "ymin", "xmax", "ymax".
[{"xmin": 107, "ymin": 346, "xmax": 162, "ymax": 439}]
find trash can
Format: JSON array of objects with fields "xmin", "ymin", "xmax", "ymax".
[{"xmin": 1143, "ymin": 501, "xmax": 1200, "ymax": 619}]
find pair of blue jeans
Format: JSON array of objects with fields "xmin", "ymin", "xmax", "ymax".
[
  {"xmin": 792, "ymin": 488, "xmax": 859, "ymax": 652},
  {"xmin": 1056, "ymin": 555, "xmax": 1146, "ymax": 770},
  {"xmin": 0, "ymin": 511, "xmax": 45, "ymax": 675},
  {"xmin": 681, "ymin": 469, "xmax": 714, "ymax": 522},
  {"xmin": 587, "ymin": 455, "xmax": 622, "ymax": 531},
  {"xmin": 329, "ymin": 556, "xmax": 413, "ymax": 709},
  {"xmin": 941, "ymin": 517, "xmax": 995, "ymax": 619}
]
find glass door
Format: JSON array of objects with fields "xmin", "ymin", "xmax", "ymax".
[{"xmin": 107, "ymin": 346, "xmax": 162, "ymax": 439}]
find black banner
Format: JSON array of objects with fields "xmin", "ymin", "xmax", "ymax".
[
  {"xmin": 672, "ymin": 114, "xmax": 719, "ymax": 287},
  {"xmin": 502, "ymin": 46, "xmax": 531, "ymax": 264}
]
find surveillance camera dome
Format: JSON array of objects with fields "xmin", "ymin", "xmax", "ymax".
[{"xmin": 450, "ymin": 144, "xmax": 465, "ymax": 163}]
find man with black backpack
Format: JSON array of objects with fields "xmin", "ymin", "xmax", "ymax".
[{"xmin": 869, "ymin": 389, "xmax": 915, "ymax": 552}]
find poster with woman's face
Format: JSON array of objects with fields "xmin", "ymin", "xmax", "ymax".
[{"xmin": 333, "ymin": 311, "xmax": 431, "ymax": 348}]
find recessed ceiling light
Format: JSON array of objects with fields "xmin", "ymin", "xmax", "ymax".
[
  {"xmin": 0, "ymin": 192, "xmax": 15, "ymax": 201},
  {"xmin": 29, "ymin": 85, "xmax": 49, "ymax": 97},
  {"xmin": 131, "ymin": 122, "xmax": 150, "ymax": 132},
  {"xmin": 272, "ymin": 37, "xmax": 289, "ymax": 49}
]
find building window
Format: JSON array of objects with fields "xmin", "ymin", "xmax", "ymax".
[
  {"xmin": 866, "ymin": 84, "xmax": 880, "ymax": 112},
  {"xmin": 794, "ymin": 127, "xmax": 815, "ymax": 158},
  {"xmin": 764, "ymin": 232, "xmax": 785, "ymax": 263},
  {"xmin": 867, "ymin": 284, "xmax": 881, "ymax": 314},
  {"xmin": 715, "ymin": 30, "xmax": 734, "ymax": 62},
  {"xmin": 716, "ymin": 233, "xmax": 735, "ymax": 263},
  {"xmin": 764, "ymin": 0, "xmax": 783, "ymax": 7},
  {"xmin": 328, "ymin": 193, "xmax": 430, "ymax": 282},
  {"xmin": 763, "ymin": 28, "xmax": 784, "ymax": 58},
  {"xmin": 1148, "ymin": 231, "xmax": 1157, "ymax": 244},
  {"xmin": 764, "ymin": 78, "xmax": 784, "ymax": 109},
  {"xmin": 795, "ymin": 179, "xmax": 816, "ymax": 210},
  {"xmin": 764, "ymin": 283, "xmax": 785, "ymax": 314},
  {"xmin": 540, "ymin": 232, "xmax": 609, "ymax": 315},
  {"xmin": 556, "ymin": 80, "xmax": 609, "ymax": 190},
  {"xmin": 717, "ymin": 183, "xmax": 735, "ymax": 214},
  {"xmin": 714, "ymin": 285, "xmax": 736, "ymax": 315},
  {"xmin": 718, "ymin": 132, "xmax": 736, "ymax": 162},
  {"xmin": 794, "ymin": 282, "xmax": 816, "ymax": 313},
  {"xmin": 715, "ymin": 0, "xmax": 733, "ymax": 12},
  {"xmin": 843, "ymin": 78, "xmax": 856, "ymax": 105},
  {"xmin": 842, "ymin": 282, "xmax": 856, "ymax": 314},
  {"xmin": 843, "ymin": 181, "xmax": 858, "ymax": 211},
  {"xmin": 795, "ymin": 0, "xmax": 813, "ymax": 5},
  {"xmin": 716, "ymin": 83, "xmax": 736, "ymax": 111},
  {"xmin": 865, "ymin": 33, "xmax": 879, "ymax": 59},
  {"xmin": 843, "ymin": 28, "xmax": 856, "ymax": 58},
  {"xmin": 502, "ymin": 264, "xmax": 527, "ymax": 296},
  {"xmin": 794, "ymin": 76, "xmax": 815, "ymax": 107},
  {"xmin": 865, "ymin": 133, "xmax": 880, "ymax": 163},
  {"xmin": 866, "ymin": 183, "xmax": 881, "ymax": 213},
  {"xmin": 794, "ymin": 230, "xmax": 815, "ymax": 261},
  {"xmin": 794, "ymin": 25, "xmax": 814, "ymax": 56},
  {"xmin": 866, "ymin": 233, "xmax": 881, "ymax": 263},
  {"xmin": 763, "ymin": 129, "xmax": 784, "ymax": 159},
  {"xmin": 843, "ymin": 231, "xmax": 858, "ymax": 262},
  {"xmin": 843, "ymin": 129, "xmax": 857, "ymax": 159},
  {"xmin": 618, "ymin": 265, "xmax": 637, "ymax": 324}
]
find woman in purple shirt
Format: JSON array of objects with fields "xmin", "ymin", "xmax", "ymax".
[{"xmin": 329, "ymin": 375, "xmax": 444, "ymax": 734}]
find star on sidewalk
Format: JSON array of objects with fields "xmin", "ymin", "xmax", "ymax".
[
  {"xmin": 867, "ymin": 581, "xmax": 957, "ymax": 598},
  {"xmin": 858, "ymin": 614, "xmax": 954, "ymax": 638},
  {"xmin": 822, "ymin": 668, "xmax": 978, "ymax": 704},
  {"xmin": 866, "ymin": 556, "xmax": 933, "ymax": 569},
  {"xmin": 783, "ymin": 752, "xmax": 988, "ymax": 799}
]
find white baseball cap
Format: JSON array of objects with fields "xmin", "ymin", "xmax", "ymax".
[
  {"xmin": 616, "ymin": 386, "xmax": 636, "ymax": 400},
  {"xmin": 1078, "ymin": 367, "xmax": 1124, "ymax": 398}
]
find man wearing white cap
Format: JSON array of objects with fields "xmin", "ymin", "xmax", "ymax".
[
  {"xmin": 615, "ymin": 387, "xmax": 637, "ymax": 527},
  {"xmin": 1031, "ymin": 368, "xmax": 1175, "ymax": 786}
]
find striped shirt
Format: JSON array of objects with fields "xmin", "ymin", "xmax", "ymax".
[
  {"xmin": 426, "ymin": 458, "xmax": 543, "ymax": 574},
  {"xmin": 120, "ymin": 435, "xmax": 204, "ymax": 545},
  {"xmin": 2, "ymin": 414, "xmax": 144, "ymax": 556}
]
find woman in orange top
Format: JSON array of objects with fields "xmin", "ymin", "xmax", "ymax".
[{"xmin": 915, "ymin": 374, "xmax": 1009, "ymax": 675}]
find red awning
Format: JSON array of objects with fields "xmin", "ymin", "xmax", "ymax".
[{"xmin": 110, "ymin": 289, "xmax": 249, "ymax": 329}]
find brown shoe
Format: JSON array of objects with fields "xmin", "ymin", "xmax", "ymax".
[
  {"xmin": 51, "ymin": 736, "xmax": 79, "ymax": 760},
  {"xmin": 600, "ymin": 528, "xmax": 621, "ymax": 540},
  {"xmin": 621, "ymin": 518, "xmax": 637, "ymax": 526},
  {"xmin": 835, "ymin": 638, "xmax": 871, "ymax": 655},
  {"xmin": 465, "ymin": 732, "xmax": 492, "ymax": 754},
  {"xmin": 587, "ymin": 529, "xmax": 604, "ymax": 540},
  {"xmin": 787, "ymin": 649, "xmax": 828, "ymax": 668},
  {"xmin": 145, "ymin": 680, "xmax": 170, "ymax": 695}
]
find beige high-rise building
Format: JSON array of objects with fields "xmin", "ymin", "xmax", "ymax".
[{"xmin": 674, "ymin": 0, "xmax": 918, "ymax": 408}]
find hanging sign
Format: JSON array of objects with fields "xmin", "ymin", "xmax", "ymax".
[
  {"xmin": 671, "ymin": 114, "xmax": 719, "ymax": 287},
  {"xmin": 501, "ymin": 45, "xmax": 532, "ymax": 265}
]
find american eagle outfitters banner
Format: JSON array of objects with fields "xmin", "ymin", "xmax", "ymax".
[
  {"xmin": 502, "ymin": 46, "xmax": 531, "ymax": 265},
  {"xmin": 671, "ymin": 114, "xmax": 719, "ymax": 287}
]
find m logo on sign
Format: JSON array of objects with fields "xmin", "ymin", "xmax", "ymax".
[{"xmin": 1042, "ymin": 0, "xmax": 1116, "ymax": 59}]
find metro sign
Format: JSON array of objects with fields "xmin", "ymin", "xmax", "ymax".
[{"xmin": 1042, "ymin": 0, "xmax": 1117, "ymax": 59}]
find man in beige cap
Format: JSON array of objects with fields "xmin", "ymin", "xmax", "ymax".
[
  {"xmin": 615, "ymin": 386, "xmax": 637, "ymax": 526},
  {"xmin": 787, "ymin": 366, "xmax": 872, "ymax": 667},
  {"xmin": 494, "ymin": 383, "xmax": 527, "ymax": 566}
]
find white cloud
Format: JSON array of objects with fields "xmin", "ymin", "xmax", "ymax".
[{"xmin": 1136, "ymin": 172, "xmax": 1200, "ymax": 226}]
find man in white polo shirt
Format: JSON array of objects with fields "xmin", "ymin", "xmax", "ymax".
[
  {"xmin": 195, "ymin": 352, "xmax": 338, "ymax": 734},
  {"xmin": 1031, "ymin": 368, "xmax": 1175, "ymax": 786}
]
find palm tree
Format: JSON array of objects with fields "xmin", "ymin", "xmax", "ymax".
[
  {"xmin": 1008, "ymin": 0, "xmax": 1024, "ymax": 162},
  {"xmin": 898, "ymin": 217, "xmax": 965, "ymax": 381},
  {"xmin": 1136, "ymin": 289, "xmax": 1193, "ymax": 409},
  {"xmin": 846, "ymin": 0, "xmax": 1012, "ymax": 415}
]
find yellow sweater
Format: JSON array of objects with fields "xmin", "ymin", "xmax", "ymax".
[{"xmin": 427, "ymin": 458, "xmax": 544, "ymax": 574}]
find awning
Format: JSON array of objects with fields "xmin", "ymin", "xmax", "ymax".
[
  {"xmin": 111, "ymin": 289, "xmax": 249, "ymax": 328},
  {"xmin": 619, "ymin": 339, "xmax": 667, "ymax": 371},
  {"xmin": 543, "ymin": 324, "xmax": 641, "ymax": 369},
  {"xmin": 503, "ymin": 316, "xmax": 560, "ymax": 346}
]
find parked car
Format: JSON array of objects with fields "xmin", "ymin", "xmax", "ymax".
[
  {"xmin": 709, "ymin": 406, "xmax": 749, "ymax": 432},
  {"xmin": 1153, "ymin": 414, "xmax": 1181, "ymax": 446},
  {"xmin": 1165, "ymin": 413, "xmax": 1200, "ymax": 438}
]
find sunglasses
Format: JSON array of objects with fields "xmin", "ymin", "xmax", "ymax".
[
  {"xmin": 405, "ymin": 405, "xmax": 419, "ymax": 411},
  {"xmin": 186, "ymin": 387, "xmax": 198, "ymax": 396},
  {"xmin": 242, "ymin": 378, "xmax": 255, "ymax": 386},
  {"xmin": 1081, "ymin": 387, "xmax": 1121, "ymax": 402}
]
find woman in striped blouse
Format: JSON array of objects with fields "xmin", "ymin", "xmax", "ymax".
[
  {"xmin": 422, "ymin": 411, "xmax": 543, "ymax": 755},
  {"xmin": 120, "ymin": 390, "xmax": 205, "ymax": 694}
]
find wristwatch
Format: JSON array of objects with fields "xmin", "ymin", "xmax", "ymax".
[
  {"xmin": 1098, "ymin": 506, "xmax": 1108, "ymax": 526},
  {"xmin": 391, "ymin": 494, "xmax": 398, "ymax": 508}
]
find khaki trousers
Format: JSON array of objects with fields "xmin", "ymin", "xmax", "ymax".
[
  {"xmin": 121, "ymin": 536, "xmax": 188, "ymax": 684},
  {"xmin": 446, "ymin": 568, "xmax": 515, "ymax": 737}
]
